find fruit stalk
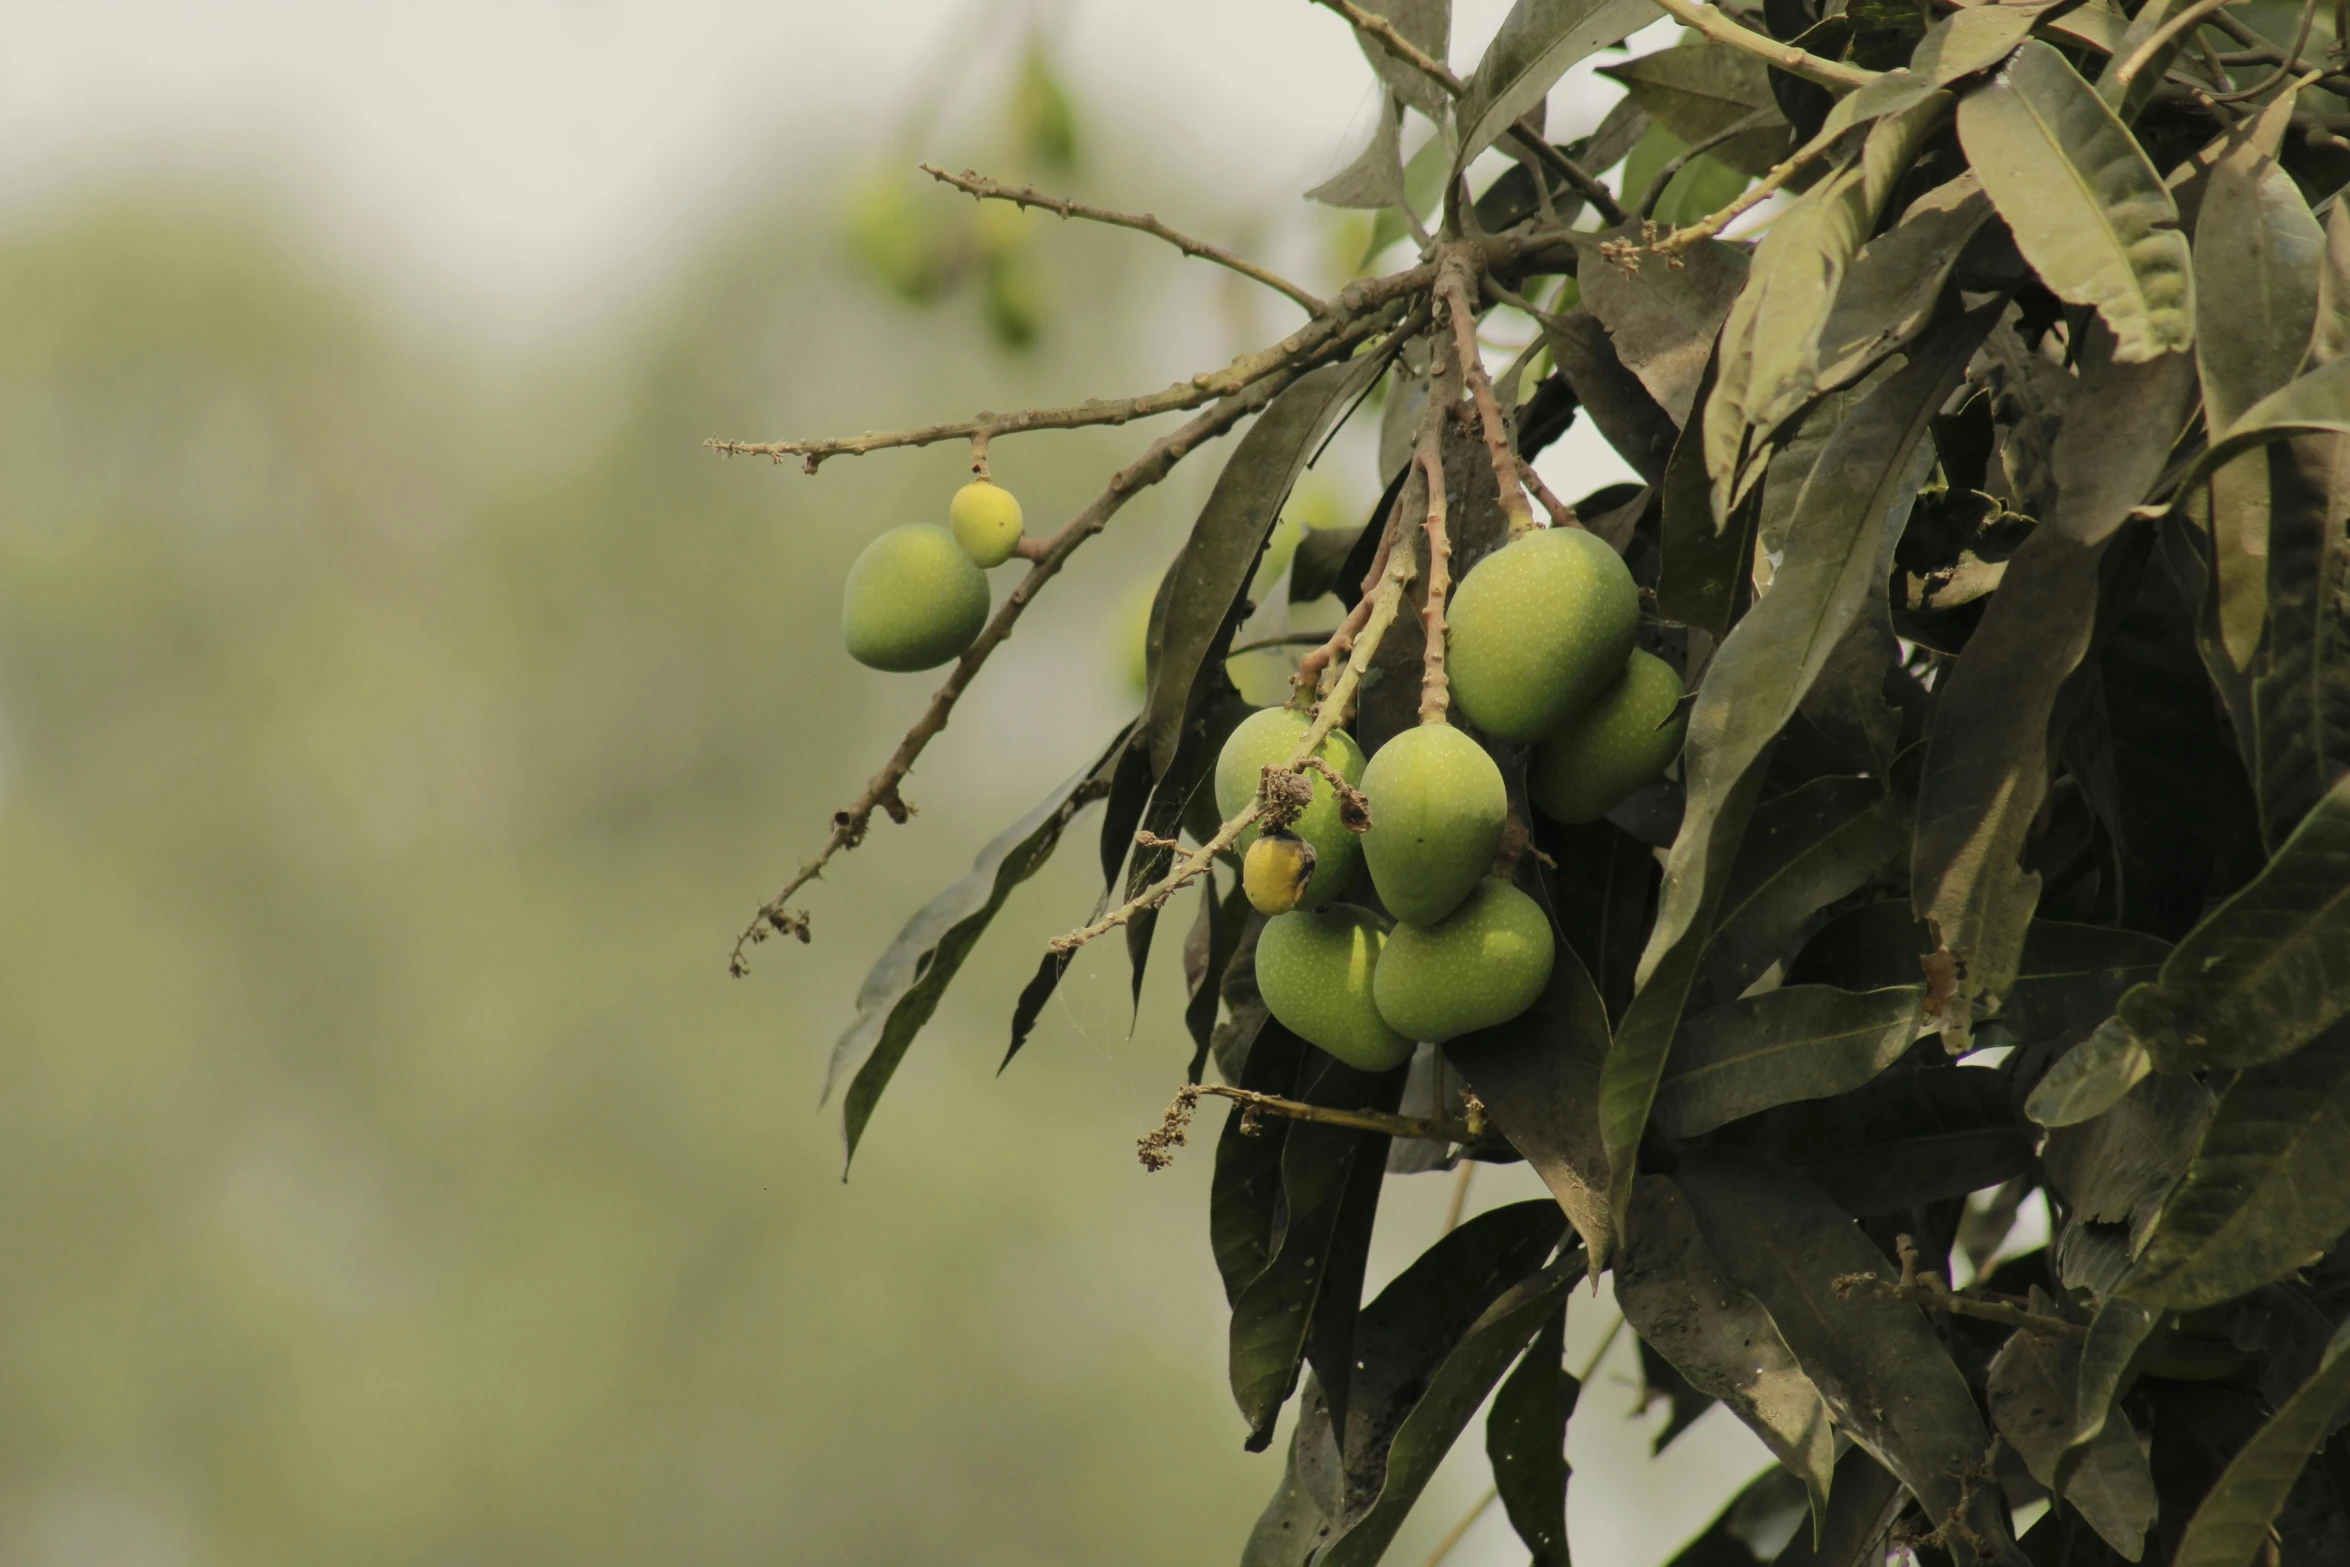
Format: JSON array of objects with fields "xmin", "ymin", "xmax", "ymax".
[
  {"xmin": 1414, "ymin": 314, "xmax": 1459, "ymax": 726},
  {"xmin": 1437, "ymin": 254, "xmax": 1536, "ymax": 539},
  {"xmin": 1136, "ymin": 1082, "xmax": 1483, "ymax": 1173}
]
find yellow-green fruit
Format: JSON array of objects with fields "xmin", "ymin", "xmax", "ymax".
[
  {"xmin": 1373, "ymin": 878, "xmax": 1555, "ymax": 1043},
  {"xmin": 1530, "ymin": 649, "xmax": 1689, "ymax": 824},
  {"xmin": 1447, "ymin": 528, "xmax": 1640, "ymax": 743},
  {"xmin": 1361, "ymin": 722, "xmax": 1507, "ymax": 925},
  {"xmin": 1257, "ymin": 904, "xmax": 1413, "ymax": 1072},
  {"xmin": 1243, "ymin": 832, "xmax": 1317, "ymax": 916},
  {"xmin": 841, "ymin": 524, "xmax": 992, "ymax": 672},
  {"xmin": 1214, "ymin": 706, "xmax": 1367, "ymax": 901},
  {"xmin": 948, "ymin": 479, "xmax": 1024, "ymax": 567}
]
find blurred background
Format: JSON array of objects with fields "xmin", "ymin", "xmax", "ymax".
[{"xmin": 0, "ymin": 2, "xmax": 1782, "ymax": 1562}]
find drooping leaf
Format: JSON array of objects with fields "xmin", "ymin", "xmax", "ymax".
[
  {"xmin": 1672, "ymin": 1150, "xmax": 2017, "ymax": 1553},
  {"xmin": 1349, "ymin": 0, "xmax": 1454, "ymax": 119},
  {"xmin": 1956, "ymin": 40, "xmax": 2192, "ymax": 362},
  {"xmin": 1486, "ymin": 1299, "xmax": 1574, "ymax": 1567},
  {"xmin": 1308, "ymin": 91, "xmax": 1410, "ymax": 210},
  {"xmin": 1911, "ymin": 0, "xmax": 2055, "ymax": 85},
  {"xmin": 2110, "ymin": 773, "xmax": 2350, "ymax": 1072},
  {"xmin": 1911, "ymin": 525, "xmax": 2111, "ymax": 1040},
  {"xmin": 1184, "ymin": 868, "xmax": 1253, "ymax": 1078},
  {"xmin": 1574, "ymin": 230, "xmax": 1749, "ymax": 425},
  {"xmin": 1603, "ymin": 308, "xmax": 1994, "ymax": 1248},
  {"xmin": 2173, "ymin": 1316, "xmax": 2350, "ymax": 1567},
  {"xmin": 1600, "ymin": 41, "xmax": 1791, "ymax": 176},
  {"xmin": 2070, "ymin": 1294, "xmax": 2160, "ymax": 1448},
  {"xmin": 1227, "ymin": 1051, "xmax": 1406, "ymax": 1448},
  {"xmin": 1987, "ymin": 1327, "xmax": 2159, "ymax": 1560},
  {"xmin": 1998, "ymin": 922, "xmax": 2171, "ymax": 1044},
  {"xmin": 1748, "ymin": 1062, "xmax": 2033, "ymax": 1214},
  {"xmin": 1653, "ymin": 983, "xmax": 1924, "ymax": 1138},
  {"xmin": 2121, "ymin": 1021, "xmax": 2350, "ymax": 1314},
  {"xmin": 826, "ymin": 741, "xmax": 1119, "ymax": 1166},
  {"xmin": 1699, "ymin": 774, "xmax": 1909, "ymax": 1007},
  {"xmin": 2027, "ymin": 1015, "xmax": 2154, "ymax": 1128},
  {"xmin": 2044, "ymin": 317, "xmax": 2199, "ymax": 547},
  {"xmin": 1664, "ymin": 1467, "xmax": 1811, "ymax": 1567},
  {"xmin": 1774, "ymin": 1446, "xmax": 1906, "ymax": 1567},
  {"xmin": 1453, "ymin": 0, "xmax": 1666, "ymax": 175},
  {"xmin": 1542, "ymin": 306, "xmax": 1679, "ymax": 485},
  {"xmin": 1656, "ymin": 356, "xmax": 1755, "ymax": 637},
  {"xmin": 1211, "ymin": 1020, "xmax": 1307, "ymax": 1307},
  {"xmin": 1449, "ymin": 941, "xmax": 1614, "ymax": 1259},
  {"xmin": 2043, "ymin": 1070, "xmax": 2210, "ymax": 1248},
  {"xmin": 1614, "ymin": 1174, "xmax": 1837, "ymax": 1524},
  {"xmin": 2254, "ymin": 431, "xmax": 2350, "ymax": 850},
  {"xmin": 1812, "ymin": 175, "xmax": 1994, "ymax": 395},
  {"xmin": 1538, "ymin": 813, "xmax": 1659, "ymax": 1025}
]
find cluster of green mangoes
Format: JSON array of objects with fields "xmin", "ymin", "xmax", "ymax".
[
  {"xmin": 840, "ymin": 480, "xmax": 1024, "ymax": 671},
  {"xmin": 1238, "ymin": 526, "xmax": 1690, "ymax": 1070}
]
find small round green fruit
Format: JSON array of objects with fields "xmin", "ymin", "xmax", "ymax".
[
  {"xmin": 1214, "ymin": 706, "xmax": 1367, "ymax": 901},
  {"xmin": 1257, "ymin": 904, "xmax": 1414, "ymax": 1072},
  {"xmin": 841, "ymin": 524, "xmax": 992, "ymax": 673},
  {"xmin": 1243, "ymin": 831, "xmax": 1318, "ymax": 916},
  {"xmin": 1360, "ymin": 722, "xmax": 1507, "ymax": 925},
  {"xmin": 1530, "ymin": 649, "xmax": 1689, "ymax": 824},
  {"xmin": 1447, "ymin": 528, "xmax": 1640, "ymax": 743},
  {"xmin": 1373, "ymin": 878, "xmax": 1555, "ymax": 1043},
  {"xmin": 948, "ymin": 479, "xmax": 1025, "ymax": 567}
]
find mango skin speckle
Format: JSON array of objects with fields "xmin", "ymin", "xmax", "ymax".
[
  {"xmin": 1446, "ymin": 528, "xmax": 1640, "ymax": 744},
  {"xmin": 1360, "ymin": 723, "xmax": 1507, "ymax": 926},
  {"xmin": 1213, "ymin": 706, "xmax": 1367, "ymax": 902},
  {"xmin": 1373, "ymin": 878, "xmax": 1555, "ymax": 1044},
  {"xmin": 1530, "ymin": 648, "xmax": 1688, "ymax": 825},
  {"xmin": 842, "ymin": 524, "xmax": 993, "ymax": 673},
  {"xmin": 1257, "ymin": 903, "xmax": 1413, "ymax": 1071}
]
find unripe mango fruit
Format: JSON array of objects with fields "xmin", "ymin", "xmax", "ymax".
[
  {"xmin": 842, "ymin": 524, "xmax": 992, "ymax": 672},
  {"xmin": 1447, "ymin": 527, "xmax": 1640, "ymax": 743},
  {"xmin": 1242, "ymin": 831, "xmax": 1317, "ymax": 916},
  {"xmin": 1373, "ymin": 878, "xmax": 1555, "ymax": 1043},
  {"xmin": 1530, "ymin": 649, "xmax": 1688, "ymax": 824},
  {"xmin": 1361, "ymin": 722, "xmax": 1507, "ymax": 925},
  {"xmin": 949, "ymin": 479, "xmax": 1024, "ymax": 567},
  {"xmin": 1257, "ymin": 904, "xmax": 1414, "ymax": 1072},
  {"xmin": 1214, "ymin": 706, "xmax": 1367, "ymax": 901}
]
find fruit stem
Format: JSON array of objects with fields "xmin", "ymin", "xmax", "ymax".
[
  {"xmin": 968, "ymin": 429, "xmax": 992, "ymax": 482},
  {"xmin": 1437, "ymin": 255, "xmax": 1537, "ymax": 541},
  {"xmin": 1416, "ymin": 424, "xmax": 1453, "ymax": 725}
]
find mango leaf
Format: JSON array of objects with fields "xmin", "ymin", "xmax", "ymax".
[
  {"xmin": 2121, "ymin": 1021, "xmax": 2350, "ymax": 1314},
  {"xmin": 1657, "ymin": 358, "xmax": 1755, "ymax": 636},
  {"xmin": 1911, "ymin": 0, "xmax": 2054, "ymax": 84},
  {"xmin": 2317, "ymin": 202, "xmax": 2350, "ymax": 368},
  {"xmin": 2173, "ymin": 1316, "xmax": 2350, "ymax": 1567},
  {"xmin": 1538, "ymin": 813, "xmax": 1658, "ymax": 1025},
  {"xmin": 1614, "ymin": 1174, "xmax": 1836, "ymax": 1524},
  {"xmin": 1542, "ymin": 307, "xmax": 1679, "ymax": 484},
  {"xmin": 1988, "ymin": 1326, "xmax": 2159, "ymax": 1559},
  {"xmin": 2111, "ymin": 773, "xmax": 2350, "ymax": 1072},
  {"xmin": 1775, "ymin": 1446, "xmax": 1906, "ymax": 1567},
  {"xmin": 2254, "ymin": 431, "xmax": 2350, "ymax": 851},
  {"xmin": 1308, "ymin": 91, "xmax": 1409, "ymax": 210},
  {"xmin": 1454, "ymin": 0, "xmax": 1665, "ymax": 175},
  {"xmin": 1911, "ymin": 526, "xmax": 2111, "ymax": 1041},
  {"xmin": 2194, "ymin": 355, "xmax": 2350, "ymax": 481},
  {"xmin": 1750, "ymin": 1063, "xmax": 2032, "ymax": 1214},
  {"xmin": 1212, "ymin": 1020, "xmax": 1307, "ymax": 1307},
  {"xmin": 1602, "ymin": 308, "xmax": 1991, "ymax": 1248},
  {"xmin": 1349, "ymin": 0, "xmax": 1452, "ymax": 119},
  {"xmin": 1574, "ymin": 230, "xmax": 1749, "ymax": 424},
  {"xmin": 1956, "ymin": 41, "xmax": 2192, "ymax": 362},
  {"xmin": 1812, "ymin": 175, "xmax": 1994, "ymax": 395},
  {"xmin": 826, "ymin": 739, "xmax": 1119, "ymax": 1167},
  {"xmin": 2069, "ymin": 1294, "xmax": 2161, "ymax": 1448},
  {"xmin": 1184, "ymin": 870, "xmax": 1252, "ymax": 1077},
  {"xmin": 1994, "ymin": 921, "xmax": 2171, "ymax": 1045},
  {"xmin": 1485, "ymin": 1300, "xmax": 1573, "ymax": 1567},
  {"xmin": 2044, "ymin": 1070, "xmax": 2211, "ymax": 1253},
  {"xmin": 1228, "ymin": 1050, "xmax": 1405, "ymax": 1448},
  {"xmin": 1600, "ymin": 41, "xmax": 1791, "ymax": 176},
  {"xmin": 2027, "ymin": 1016, "xmax": 2155, "ymax": 1128},
  {"xmin": 1700, "ymin": 774, "xmax": 1909, "ymax": 1007},
  {"xmin": 1448, "ymin": 942, "xmax": 1615, "ymax": 1259},
  {"xmin": 1654, "ymin": 983, "xmax": 1925, "ymax": 1138},
  {"xmin": 2045, "ymin": 317, "xmax": 2199, "ymax": 546},
  {"xmin": 1672, "ymin": 1150, "xmax": 2018, "ymax": 1553}
]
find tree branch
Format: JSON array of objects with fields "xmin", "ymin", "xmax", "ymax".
[
  {"xmin": 1642, "ymin": 0, "xmax": 1878, "ymax": 88},
  {"xmin": 1634, "ymin": 106, "xmax": 1780, "ymax": 220},
  {"xmin": 1438, "ymin": 253, "xmax": 1535, "ymax": 535},
  {"xmin": 1831, "ymin": 1235, "xmax": 2091, "ymax": 1343},
  {"xmin": 920, "ymin": 164, "xmax": 1327, "ymax": 315},
  {"xmin": 1137, "ymin": 1081, "xmax": 1487, "ymax": 1171}
]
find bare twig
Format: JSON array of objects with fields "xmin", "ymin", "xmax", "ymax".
[
  {"xmin": 2113, "ymin": 0, "xmax": 2239, "ymax": 92},
  {"xmin": 1634, "ymin": 107, "xmax": 1781, "ymax": 221},
  {"xmin": 1439, "ymin": 254, "xmax": 1534, "ymax": 535},
  {"xmin": 1642, "ymin": 0, "xmax": 1878, "ymax": 88},
  {"xmin": 1293, "ymin": 491, "xmax": 1406, "ymax": 701},
  {"xmin": 1138, "ymin": 1082, "xmax": 1485, "ymax": 1171},
  {"xmin": 2207, "ymin": 9, "xmax": 2350, "ymax": 96},
  {"xmin": 1635, "ymin": 112, "xmax": 1855, "ymax": 259},
  {"xmin": 1305, "ymin": 0, "xmax": 1628, "ymax": 225},
  {"xmin": 1832, "ymin": 1235, "xmax": 2090, "ymax": 1343},
  {"xmin": 921, "ymin": 164, "xmax": 1327, "ymax": 314}
]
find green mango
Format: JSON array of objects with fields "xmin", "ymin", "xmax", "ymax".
[
  {"xmin": 1373, "ymin": 878, "xmax": 1555, "ymax": 1043},
  {"xmin": 1446, "ymin": 527, "xmax": 1640, "ymax": 743},
  {"xmin": 841, "ymin": 524, "xmax": 992, "ymax": 672},
  {"xmin": 1256, "ymin": 904, "xmax": 1413, "ymax": 1072},
  {"xmin": 1214, "ymin": 705, "xmax": 1367, "ymax": 901},
  {"xmin": 1360, "ymin": 721, "xmax": 1507, "ymax": 925},
  {"xmin": 1529, "ymin": 648, "xmax": 1689, "ymax": 824},
  {"xmin": 947, "ymin": 480, "xmax": 1024, "ymax": 567}
]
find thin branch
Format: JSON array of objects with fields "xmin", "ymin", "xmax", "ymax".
[
  {"xmin": 1306, "ymin": 0, "xmax": 1628, "ymax": 225},
  {"xmin": 1138, "ymin": 1081, "xmax": 1485, "ymax": 1171},
  {"xmin": 729, "ymin": 367, "xmax": 1306, "ymax": 974},
  {"xmin": 1293, "ymin": 489, "xmax": 1406, "ymax": 701},
  {"xmin": 1642, "ymin": 0, "xmax": 1879, "ymax": 88},
  {"xmin": 1439, "ymin": 254, "xmax": 1535, "ymax": 535},
  {"xmin": 921, "ymin": 164, "xmax": 1327, "ymax": 314},
  {"xmin": 1635, "ymin": 107, "xmax": 1780, "ymax": 220},
  {"xmin": 1832, "ymin": 1235, "xmax": 2091, "ymax": 1343},
  {"xmin": 1636, "ymin": 111, "xmax": 1855, "ymax": 258},
  {"xmin": 2113, "ymin": 0, "xmax": 2239, "ymax": 92}
]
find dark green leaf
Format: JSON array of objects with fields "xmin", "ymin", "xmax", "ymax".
[
  {"xmin": 1575, "ymin": 229, "xmax": 1749, "ymax": 425},
  {"xmin": 2122, "ymin": 1021, "xmax": 2350, "ymax": 1313},
  {"xmin": 1615, "ymin": 1174, "xmax": 1836, "ymax": 1523},
  {"xmin": 1486, "ymin": 1300, "xmax": 1573, "ymax": 1567},
  {"xmin": 2069, "ymin": 1294, "xmax": 2160, "ymax": 1448},
  {"xmin": 1185, "ymin": 869, "xmax": 1252, "ymax": 1078},
  {"xmin": 1601, "ymin": 42, "xmax": 1791, "ymax": 176},
  {"xmin": 1756, "ymin": 1063, "xmax": 2032, "ymax": 1214},
  {"xmin": 1351, "ymin": 0, "xmax": 1453, "ymax": 119},
  {"xmin": 2254, "ymin": 431, "xmax": 2350, "ymax": 850},
  {"xmin": 1657, "ymin": 357, "xmax": 1756, "ymax": 636},
  {"xmin": 1956, "ymin": 41, "xmax": 2191, "ymax": 362},
  {"xmin": 2043, "ymin": 1070, "xmax": 2210, "ymax": 1246},
  {"xmin": 1453, "ymin": 0, "xmax": 1666, "ymax": 175},
  {"xmin": 1787, "ymin": 898, "xmax": 1934, "ymax": 990},
  {"xmin": 2112, "ymin": 773, "xmax": 2350, "ymax": 1072},
  {"xmin": 1987, "ymin": 1326, "xmax": 2158, "ymax": 1559},
  {"xmin": 1701, "ymin": 774, "xmax": 1909, "ymax": 1007},
  {"xmin": 1993, "ymin": 920, "xmax": 2170, "ymax": 1045},
  {"xmin": 1602, "ymin": 306, "xmax": 1994, "ymax": 1247},
  {"xmin": 2045, "ymin": 316, "xmax": 2200, "ymax": 546},
  {"xmin": 1665, "ymin": 1467, "xmax": 1810, "ymax": 1567},
  {"xmin": 1212, "ymin": 1020, "xmax": 1307, "ymax": 1307},
  {"xmin": 1911, "ymin": 0, "xmax": 2053, "ymax": 84},
  {"xmin": 1542, "ymin": 306, "xmax": 1679, "ymax": 484},
  {"xmin": 1911, "ymin": 526, "xmax": 2111, "ymax": 1040},
  {"xmin": 1449, "ymin": 941, "xmax": 1615, "ymax": 1258},
  {"xmin": 1672, "ymin": 1151, "xmax": 2017, "ymax": 1552},
  {"xmin": 827, "ymin": 749, "xmax": 1114, "ymax": 1166},
  {"xmin": 1654, "ymin": 983, "xmax": 1924, "ymax": 1138},
  {"xmin": 1812, "ymin": 175, "xmax": 1994, "ymax": 399},
  {"xmin": 1774, "ymin": 1446, "xmax": 1906, "ymax": 1567},
  {"xmin": 1539, "ymin": 813, "xmax": 1658, "ymax": 1025},
  {"xmin": 2174, "ymin": 1316, "xmax": 2350, "ymax": 1567},
  {"xmin": 1307, "ymin": 92, "xmax": 1409, "ymax": 210},
  {"xmin": 2026, "ymin": 1016, "xmax": 2153, "ymax": 1128}
]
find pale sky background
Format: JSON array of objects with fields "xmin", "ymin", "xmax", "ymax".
[{"xmin": 0, "ymin": 2, "xmax": 1805, "ymax": 1560}]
